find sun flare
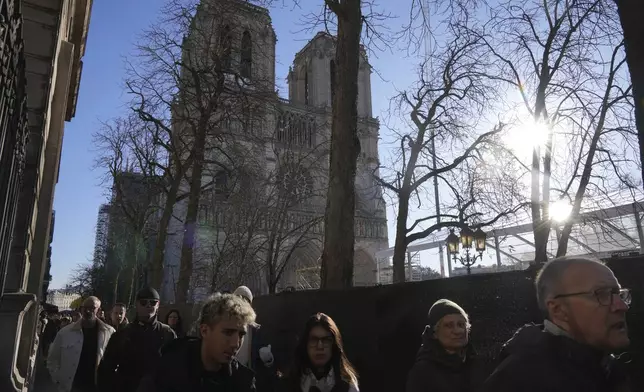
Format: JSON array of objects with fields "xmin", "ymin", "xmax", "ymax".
[
  {"xmin": 506, "ymin": 120, "xmax": 550, "ymax": 157},
  {"xmin": 550, "ymin": 200, "xmax": 573, "ymax": 222}
]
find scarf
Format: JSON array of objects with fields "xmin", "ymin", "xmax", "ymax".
[
  {"xmin": 300, "ymin": 368, "xmax": 337, "ymax": 392},
  {"xmin": 300, "ymin": 368, "xmax": 358, "ymax": 392}
]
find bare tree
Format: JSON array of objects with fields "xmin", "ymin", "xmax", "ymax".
[
  {"xmin": 466, "ymin": 0, "xmax": 637, "ymax": 262},
  {"xmin": 93, "ymin": 116, "xmax": 165, "ymax": 305},
  {"xmin": 66, "ymin": 263, "xmax": 103, "ymax": 298},
  {"xmin": 260, "ymin": 135, "xmax": 326, "ymax": 293},
  {"xmin": 121, "ymin": 0, "xmax": 276, "ymax": 302},
  {"xmin": 377, "ymin": 27, "xmax": 527, "ymax": 283},
  {"xmin": 188, "ymin": 111, "xmax": 327, "ymax": 295},
  {"xmin": 554, "ymin": 40, "xmax": 634, "ymax": 256},
  {"xmin": 613, "ymin": 0, "xmax": 644, "ymax": 188},
  {"xmin": 190, "ymin": 166, "xmax": 265, "ymax": 295}
]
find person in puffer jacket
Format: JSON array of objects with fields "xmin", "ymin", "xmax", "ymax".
[{"xmin": 406, "ymin": 299, "xmax": 488, "ymax": 392}]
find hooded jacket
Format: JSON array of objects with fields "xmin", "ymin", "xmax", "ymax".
[
  {"xmin": 406, "ymin": 326, "xmax": 487, "ymax": 392},
  {"xmin": 481, "ymin": 323, "xmax": 631, "ymax": 392},
  {"xmin": 97, "ymin": 316, "xmax": 176, "ymax": 392},
  {"xmin": 137, "ymin": 337, "xmax": 256, "ymax": 392}
]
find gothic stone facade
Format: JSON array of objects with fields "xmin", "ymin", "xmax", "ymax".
[{"xmin": 161, "ymin": 0, "xmax": 388, "ymax": 301}]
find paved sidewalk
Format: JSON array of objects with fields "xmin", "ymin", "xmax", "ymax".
[{"xmin": 32, "ymin": 353, "xmax": 57, "ymax": 392}]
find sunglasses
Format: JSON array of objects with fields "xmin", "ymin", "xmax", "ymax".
[{"xmin": 139, "ymin": 299, "xmax": 159, "ymax": 307}]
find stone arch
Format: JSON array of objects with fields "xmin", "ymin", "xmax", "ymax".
[
  {"xmin": 353, "ymin": 247, "xmax": 377, "ymax": 286},
  {"xmin": 278, "ymin": 238, "xmax": 322, "ymax": 291}
]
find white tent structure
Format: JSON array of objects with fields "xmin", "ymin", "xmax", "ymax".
[{"xmin": 376, "ymin": 201, "xmax": 644, "ymax": 282}]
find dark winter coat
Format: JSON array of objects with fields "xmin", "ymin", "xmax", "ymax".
[
  {"xmin": 108, "ymin": 317, "xmax": 129, "ymax": 332},
  {"xmin": 97, "ymin": 317, "xmax": 176, "ymax": 392},
  {"xmin": 136, "ymin": 337, "xmax": 256, "ymax": 392},
  {"xmin": 406, "ymin": 326, "xmax": 488, "ymax": 392},
  {"xmin": 481, "ymin": 323, "xmax": 632, "ymax": 392}
]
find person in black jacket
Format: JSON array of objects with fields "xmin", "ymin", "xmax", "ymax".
[
  {"xmin": 482, "ymin": 256, "xmax": 632, "ymax": 392},
  {"xmin": 406, "ymin": 299, "xmax": 487, "ymax": 392},
  {"xmin": 137, "ymin": 292, "xmax": 257, "ymax": 392},
  {"xmin": 97, "ymin": 287, "xmax": 176, "ymax": 392}
]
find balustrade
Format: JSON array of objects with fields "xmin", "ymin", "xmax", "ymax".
[{"xmin": 198, "ymin": 203, "xmax": 386, "ymax": 239}]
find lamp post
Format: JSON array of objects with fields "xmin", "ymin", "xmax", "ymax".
[{"xmin": 446, "ymin": 225, "xmax": 487, "ymax": 275}]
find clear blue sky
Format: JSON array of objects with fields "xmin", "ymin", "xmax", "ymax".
[{"xmin": 50, "ymin": 0, "xmax": 416, "ymax": 289}]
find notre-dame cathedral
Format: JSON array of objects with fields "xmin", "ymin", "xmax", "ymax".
[{"xmin": 161, "ymin": 0, "xmax": 388, "ymax": 301}]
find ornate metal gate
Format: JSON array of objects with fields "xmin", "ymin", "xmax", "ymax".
[{"xmin": 0, "ymin": 0, "xmax": 29, "ymax": 297}]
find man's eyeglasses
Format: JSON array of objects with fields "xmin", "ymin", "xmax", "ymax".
[
  {"xmin": 308, "ymin": 336, "xmax": 333, "ymax": 348},
  {"xmin": 554, "ymin": 287, "xmax": 631, "ymax": 307},
  {"xmin": 139, "ymin": 299, "xmax": 159, "ymax": 307}
]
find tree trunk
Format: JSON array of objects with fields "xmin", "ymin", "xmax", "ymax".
[
  {"xmin": 176, "ymin": 139, "xmax": 206, "ymax": 303},
  {"xmin": 535, "ymin": 125, "xmax": 554, "ymax": 263},
  {"xmin": 392, "ymin": 192, "xmax": 410, "ymax": 283},
  {"xmin": 266, "ymin": 233, "xmax": 277, "ymax": 294},
  {"xmin": 128, "ymin": 265, "xmax": 137, "ymax": 307},
  {"xmin": 531, "ymin": 71, "xmax": 549, "ymax": 263},
  {"xmin": 149, "ymin": 171, "xmax": 183, "ymax": 289},
  {"xmin": 557, "ymin": 66, "xmax": 615, "ymax": 256},
  {"xmin": 320, "ymin": 0, "xmax": 363, "ymax": 290},
  {"xmin": 614, "ymin": 0, "xmax": 644, "ymax": 188},
  {"xmin": 112, "ymin": 269, "xmax": 121, "ymax": 306}
]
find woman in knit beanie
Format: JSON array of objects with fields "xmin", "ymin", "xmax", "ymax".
[{"xmin": 406, "ymin": 299, "xmax": 487, "ymax": 392}]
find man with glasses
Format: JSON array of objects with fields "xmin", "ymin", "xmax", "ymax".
[
  {"xmin": 47, "ymin": 296, "xmax": 115, "ymax": 392},
  {"xmin": 98, "ymin": 288, "xmax": 176, "ymax": 392},
  {"xmin": 482, "ymin": 256, "xmax": 632, "ymax": 392}
]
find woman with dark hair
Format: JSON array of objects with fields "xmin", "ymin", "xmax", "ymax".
[
  {"xmin": 281, "ymin": 312, "xmax": 359, "ymax": 392},
  {"xmin": 164, "ymin": 309, "xmax": 185, "ymax": 338}
]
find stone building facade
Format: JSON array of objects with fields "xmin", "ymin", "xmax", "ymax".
[
  {"xmin": 0, "ymin": 1, "xmax": 93, "ymax": 390},
  {"xmin": 47, "ymin": 289, "xmax": 81, "ymax": 311},
  {"xmin": 161, "ymin": 0, "xmax": 388, "ymax": 301}
]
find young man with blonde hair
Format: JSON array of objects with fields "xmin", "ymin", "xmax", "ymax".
[{"xmin": 137, "ymin": 292, "xmax": 257, "ymax": 392}]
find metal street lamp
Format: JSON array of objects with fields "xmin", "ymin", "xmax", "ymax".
[{"xmin": 446, "ymin": 225, "xmax": 487, "ymax": 274}]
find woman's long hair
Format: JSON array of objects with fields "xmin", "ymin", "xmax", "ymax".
[
  {"xmin": 289, "ymin": 313, "xmax": 358, "ymax": 389},
  {"xmin": 165, "ymin": 309, "xmax": 184, "ymax": 336}
]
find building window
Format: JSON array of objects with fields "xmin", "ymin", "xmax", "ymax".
[
  {"xmin": 279, "ymin": 166, "xmax": 314, "ymax": 203},
  {"xmin": 220, "ymin": 25, "xmax": 232, "ymax": 71},
  {"xmin": 330, "ymin": 59, "xmax": 336, "ymax": 102},
  {"xmin": 240, "ymin": 31, "xmax": 252, "ymax": 79},
  {"xmin": 276, "ymin": 111, "xmax": 314, "ymax": 148},
  {"xmin": 214, "ymin": 171, "xmax": 229, "ymax": 197}
]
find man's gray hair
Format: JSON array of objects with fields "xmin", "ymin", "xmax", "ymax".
[
  {"xmin": 535, "ymin": 256, "xmax": 605, "ymax": 314},
  {"xmin": 197, "ymin": 292, "xmax": 257, "ymax": 328}
]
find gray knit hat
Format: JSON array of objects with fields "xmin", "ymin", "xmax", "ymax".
[{"xmin": 427, "ymin": 299, "xmax": 468, "ymax": 327}]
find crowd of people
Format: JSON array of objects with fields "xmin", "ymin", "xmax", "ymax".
[{"xmin": 38, "ymin": 256, "xmax": 633, "ymax": 392}]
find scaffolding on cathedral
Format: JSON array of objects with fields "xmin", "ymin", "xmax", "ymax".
[{"xmin": 376, "ymin": 200, "xmax": 644, "ymax": 281}]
